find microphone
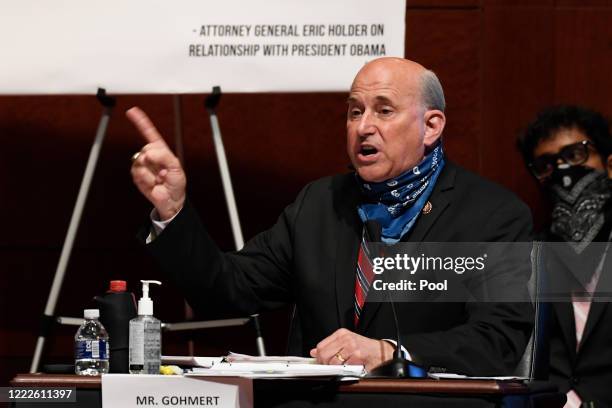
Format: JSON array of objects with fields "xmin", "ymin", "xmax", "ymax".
[{"xmin": 364, "ymin": 220, "xmax": 427, "ymax": 378}]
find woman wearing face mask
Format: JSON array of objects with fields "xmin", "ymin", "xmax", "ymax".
[{"xmin": 519, "ymin": 105, "xmax": 612, "ymax": 408}]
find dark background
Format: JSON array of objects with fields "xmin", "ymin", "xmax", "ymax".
[{"xmin": 1, "ymin": 0, "xmax": 611, "ymax": 386}]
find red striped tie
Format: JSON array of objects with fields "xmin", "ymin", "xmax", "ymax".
[{"xmin": 354, "ymin": 235, "xmax": 376, "ymax": 327}]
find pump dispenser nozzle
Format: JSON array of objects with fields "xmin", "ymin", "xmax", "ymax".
[{"xmin": 138, "ymin": 280, "xmax": 161, "ymax": 316}]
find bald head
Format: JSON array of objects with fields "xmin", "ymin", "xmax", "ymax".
[
  {"xmin": 351, "ymin": 58, "xmax": 445, "ymax": 112},
  {"xmin": 354, "ymin": 57, "xmax": 427, "ymax": 79}
]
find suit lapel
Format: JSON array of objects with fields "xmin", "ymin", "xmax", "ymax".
[
  {"xmin": 357, "ymin": 164, "xmax": 456, "ymax": 334},
  {"xmin": 579, "ymin": 302, "xmax": 609, "ymax": 351},
  {"xmin": 408, "ymin": 187, "xmax": 452, "ymax": 243}
]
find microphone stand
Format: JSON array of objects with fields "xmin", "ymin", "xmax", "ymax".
[
  {"xmin": 362, "ymin": 220, "xmax": 427, "ymax": 378},
  {"xmin": 367, "ymin": 298, "xmax": 427, "ymax": 378}
]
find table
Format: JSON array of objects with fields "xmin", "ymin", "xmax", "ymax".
[{"xmin": 10, "ymin": 373, "xmax": 564, "ymax": 408}]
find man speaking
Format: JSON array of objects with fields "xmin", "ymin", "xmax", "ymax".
[{"xmin": 127, "ymin": 57, "xmax": 532, "ymax": 374}]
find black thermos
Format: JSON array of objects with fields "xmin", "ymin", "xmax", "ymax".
[{"xmin": 94, "ymin": 280, "xmax": 137, "ymax": 373}]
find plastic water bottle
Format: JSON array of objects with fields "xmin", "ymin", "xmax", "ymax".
[{"xmin": 74, "ymin": 309, "xmax": 110, "ymax": 375}]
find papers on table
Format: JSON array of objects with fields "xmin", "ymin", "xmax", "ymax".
[
  {"xmin": 162, "ymin": 352, "xmax": 315, "ymax": 368},
  {"xmin": 163, "ymin": 354, "xmax": 525, "ymax": 381},
  {"xmin": 226, "ymin": 352, "xmax": 317, "ymax": 364},
  {"xmin": 162, "ymin": 355, "xmax": 223, "ymax": 368},
  {"xmin": 188, "ymin": 363, "xmax": 365, "ymax": 379},
  {"xmin": 164, "ymin": 353, "xmax": 365, "ymax": 379}
]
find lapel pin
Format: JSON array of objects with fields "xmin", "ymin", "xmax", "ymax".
[{"xmin": 422, "ymin": 201, "xmax": 433, "ymax": 214}]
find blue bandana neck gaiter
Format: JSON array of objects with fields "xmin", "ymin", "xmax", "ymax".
[{"xmin": 357, "ymin": 144, "xmax": 446, "ymax": 244}]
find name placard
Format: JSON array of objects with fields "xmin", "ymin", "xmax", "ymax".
[
  {"xmin": 0, "ymin": 0, "xmax": 406, "ymax": 94},
  {"xmin": 101, "ymin": 374, "xmax": 253, "ymax": 408}
]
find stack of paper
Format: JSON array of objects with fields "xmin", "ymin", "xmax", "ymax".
[
  {"xmin": 225, "ymin": 352, "xmax": 317, "ymax": 364},
  {"xmin": 188, "ymin": 363, "xmax": 364, "ymax": 378},
  {"xmin": 162, "ymin": 355, "xmax": 223, "ymax": 368},
  {"xmin": 164, "ymin": 352, "xmax": 365, "ymax": 379}
]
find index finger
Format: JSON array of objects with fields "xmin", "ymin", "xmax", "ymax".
[{"xmin": 126, "ymin": 106, "xmax": 168, "ymax": 146}]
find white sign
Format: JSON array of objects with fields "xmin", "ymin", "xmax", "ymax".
[
  {"xmin": 0, "ymin": 0, "xmax": 406, "ymax": 94},
  {"xmin": 101, "ymin": 374, "xmax": 253, "ymax": 408}
]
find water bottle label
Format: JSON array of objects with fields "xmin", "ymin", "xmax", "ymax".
[{"xmin": 75, "ymin": 340, "xmax": 109, "ymax": 360}]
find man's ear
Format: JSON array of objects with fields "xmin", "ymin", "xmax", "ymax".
[
  {"xmin": 607, "ymin": 154, "xmax": 612, "ymax": 179},
  {"xmin": 423, "ymin": 110, "xmax": 446, "ymax": 148}
]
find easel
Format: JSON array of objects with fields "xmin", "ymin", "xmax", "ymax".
[{"xmin": 30, "ymin": 87, "xmax": 264, "ymax": 373}]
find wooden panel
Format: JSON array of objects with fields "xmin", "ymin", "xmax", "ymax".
[
  {"xmin": 481, "ymin": 4, "xmax": 555, "ymax": 219},
  {"xmin": 12, "ymin": 373, "xmax": 102, "ymax": 388},
  {"xmin": 0, "ymin": 95, "xmax": 174, "ymax": 248},
  {"xmin": 338, "ymin": 378, "xmax": 527, "ymax": 394},
  {"xmin": 179, "ymin": 92, "xmax": 349, "ymax": 243},
  {"xmin": 406, "ymin": 9, "xmax": 481, "ymax": 172},
  {"xmin": 0, "ymin": 249, "xmax": 169, "ymax": 329},
  {"xmin": 554, "ymin": 8, "xmax": 612, "ymax": 115}
]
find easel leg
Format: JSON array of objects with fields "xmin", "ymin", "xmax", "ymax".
[{"xmin": 30, "ymin": 89, "xmax": 115, "ymax": 373}]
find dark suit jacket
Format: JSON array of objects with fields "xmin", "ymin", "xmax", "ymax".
[
  {"xmin": 547, "ymin": 249, "xmax": 612, "ymax": 406},
  {"xmin": 145, "ymin": 162, "xmax": 534, "ymax": 376}
]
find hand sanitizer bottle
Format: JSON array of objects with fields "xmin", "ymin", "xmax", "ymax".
[{"xmin": 129, "ymin": 280, "xmax": 162, "ymax": 374}]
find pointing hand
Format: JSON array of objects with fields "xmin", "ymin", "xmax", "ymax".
[{"xmin": 126, "ymin": 106, "xmax": 187, "ymax": 220}]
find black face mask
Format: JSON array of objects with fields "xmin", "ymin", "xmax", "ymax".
[
  {"xmin": 549, "ymin": 167, "xmax": 612, "ymax": 253},
  {"xmin": 548, "ymin": 163, "xmax": 594, "ymax": 191}
]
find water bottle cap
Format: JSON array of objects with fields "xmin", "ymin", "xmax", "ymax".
[
  {"xmin": 84, "ymin": 309, "xmax": 99, "ymax": 319},
  {"xmin": 109, "ymin": 280, "xmax": 127, "ymax": 292}
]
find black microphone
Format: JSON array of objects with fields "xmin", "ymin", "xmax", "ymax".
[{"xmin": 364, "ymin": 220, "xmax": 427, "ymax": 378}]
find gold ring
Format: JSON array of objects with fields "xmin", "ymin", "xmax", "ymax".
[
  {"xmin": 131, "ymin": 151, "xmax": 141, "ymax": 162},
  {"xmin": 335, "ymin": 353, "xmax": 346, "ymax": 363}
]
